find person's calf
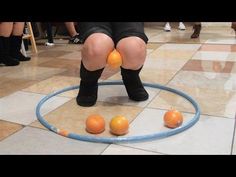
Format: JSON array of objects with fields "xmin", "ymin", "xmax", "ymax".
[
  {"xmin": 76, "ymin": 62, "xmax": 104, "ymax": 107},
  {"xmin": 121, "ymin": 66, "xmax": 149, "ymax": 101}
]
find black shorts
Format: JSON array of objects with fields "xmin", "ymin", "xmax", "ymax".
[{"xmin": 78, "ymin": 22, "xmax": 148, "ymax": 45}]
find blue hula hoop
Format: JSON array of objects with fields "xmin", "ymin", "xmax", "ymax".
[{"xmin": 36, "ymin": 81, "xmax": 200, "ymax": 143}]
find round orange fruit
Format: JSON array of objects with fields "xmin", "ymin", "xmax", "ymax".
[
  {"xmin": 107, "ymin": 49, "xmax": 122, "ymax": 69},
  {"xmin": 110, "ymin": 115, "xmax": 129, "ymax": 135},
  {"xmin": 164, "ymin": 109, "xmax": 183, "ymax": 128},
  {"xmin": 86, "ymin": 114, "xmax": 105, "ymax": 134}
]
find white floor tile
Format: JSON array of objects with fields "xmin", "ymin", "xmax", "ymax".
[
  {"xmin": 0, "ymin": 91, "xmax": 70, "ymax": 125},
  {"xmin": 0, "ymin": 127, "xmax": 108, "ymax": 154},
  {"xmin": 120, "ymin": 108, "xmax": 234, "ymax": 155},
  {"xmin": 102, "ymin": 144, "xmax": 160, "ymax": 155}
]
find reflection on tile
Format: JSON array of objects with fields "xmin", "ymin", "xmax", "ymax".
[
  {"xmin": 140, "ymin": 68, "xmax": 177, "ymax": 85},
  {"xmin": 108, "ymin": 69, "xmax": 177, "ymax": 85},
  {"xmin": 50, "ymin": 44, "xmax": 83, "ymax": 51},
  {"xmin": 148, "ymin": 84, "xmax": 236, "ymax": 118},
  {"xmin": 169, "ymin": 71, "xmax": 236, "ymax": 91},
  {"xmin": 98, "ymin": 84, "xmax": 159, "ymax": 107},
  {"xmin": 57, "ymin": 68, "xmax": 80, "ymax": 77},
  {"xmin": 102, "ymin": 144, "xmax": 160, "ymax": 155},
  {"xmin": 121, "ymin": 109, "xmax": 234, "ymax": 154},
  {"xmin": 227, "ymin": 53, "xmax": 236, "ymax": 60},
  {"xmin": 23, "ymin": 76, "xmax": 80, "ymax": 98},
  {"xmin": 158, "ymin": 44, "xmax": 201, "ymax": 51},
  {"xmin": 58, "ymin": 51, "xmax": 82, "ymax": 60},
  {"xmin": 20, "ymin": 57, "xmax": 54, "ymax": 67},
  {"xmin": 0, "ymin": 127, "xmax": 108, "ymax": 154},
  {"xmin": 182, "ymin": 60, "xmax": 236, "ymax": 73},
  {"xmin": 0, "ymin": 77, "xmax": 37, "ymax": 98},
  {"xmin": 38, "ymin": 59, "xmax": 80, "ymax": 70},
  {"xmin": 200, "ymin": 44, "xmax": 236, "ymax": 52},
  {"xmin": 149, "ymin": 49, "xmax": 196, "ymax": 60},
  {"xmin": 205, "ymin": 38, "xmax": 236, "ymax": 44},
  {"xmin": 144, "ymin": 57, "xmax": 189, "ymax": 71},
  {"xmin": 149, "ymin": 31, "xmax": 208, "ymax": 44},
  {"xmin": 0, "ymin": 120, "xmax": 23, "ymax": 141},
  {"xmin": 30, "ymin": 100, "xmax": 143, "ymax": 138},
  {"xmin": 192, "ymin": 51, "xmax": 230, "ymax": 61},
  {"xmin": 1, "ymin": 66, "xmax": 66, "ymax": 81},
  {"xmin": 0, "ymin": 91, "xmax": 70, "ymax": 125},
  {"xmin": 146, "ymin": 43, "xmax": 162, "ymax": 50},
  {"xmin": 37, "ymin": 50, "xmax": 71, "ymax": 58}
]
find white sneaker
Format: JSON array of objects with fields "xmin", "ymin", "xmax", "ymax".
[
  {"xmin": 178, "ymin": 22, "xmax": 186, "ymax": 30},
  {"xmin": 45, "ymin": 42, "xmax": 55, "ymax": 46},
  {"xmin": 164, "ymin": 23, "xmax": 171, "ymax": 32}
]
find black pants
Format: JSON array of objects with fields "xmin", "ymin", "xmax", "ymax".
[{"xmin": 78, "ymin": 22, "xmax": 148, "ymax": 45}]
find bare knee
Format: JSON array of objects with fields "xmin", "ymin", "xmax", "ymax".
[
  {"xmin": 12, "ymin": 22, "xmax": 25, "ymax": 36},
  {"xmin": 116, "ymin": 37, "xmax": 146, "ymax": 70},
  {"xmin": 82, "ymin": 33, "xmax": 114, "ymax": 71}
]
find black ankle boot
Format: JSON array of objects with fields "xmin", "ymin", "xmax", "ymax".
[
  {"xmin": 121, "ymin": 67, "xmax": 149, "ymax": 101},
  {"xmin": 191, "ymin": 24, "xmax": 201, "ymax": 39},
  {"xmin": 0, "ymin": 36, "xmax": 19, "ymax": 66},
  {"xmin": 10, "ymin": 35, "xmax": 31, "ymax": 61},
  {"xmin": 76, "ymin": 62, "xmax": 104, "ymax": 107}
]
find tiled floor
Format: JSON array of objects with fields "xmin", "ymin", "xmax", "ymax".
[{"xmin": 1, "ymin": 23, "xmax": 236, "ymax": 154}]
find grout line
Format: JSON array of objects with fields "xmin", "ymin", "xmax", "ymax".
[
  {"xmin": 99, "ymin": 144, "xmax": 112, "ymax": 155},
  {"xmin": 230, "ymin": 113, "xmax": 236, "ymax": 154},
  {"xmin": 113, "ymin": 144, "xmax": 167, "ymax": 155},
  {"xmin": 0, "ymin": 124, "xmax": 26, "ymax": 142}
]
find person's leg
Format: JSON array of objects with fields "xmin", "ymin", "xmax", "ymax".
[
  {"xmin": 65, "ymin": 22, "xmax": 82, "ymax": 44},
  {"xmin": 45, "ymin": 23, "xmax": 54, "ymax": 45},
  {"xmin": 0, "ymin": 22, "xmax": 19, "ymax": 66},
  {"xmin": 65, "ymin": 22, "xmax": 78, "ymax": 37},
  {"xmin": 10, "ymin": 22, "xmax": 31, "ymax": 61},
  {"xmin": 0, "ymin": 22, "xmax": 13, "ymax": 36},
  {"xmin": 178, "ymin": 22, "xmax": 186, "ymax": 30},
  {"xmin": 164, "ymin": 22, "xmax": 171, "ymax": 31},
  {"xmin": 76, "ymin": 22, "xmax": 114, "ymax": 106},
  {"xmin": 191, "ymin": 22, "xmax": 201, "ymax": 38},
  {"xmin": 113, "ymin": 22, "xmax": 149, "ymax": 101}
]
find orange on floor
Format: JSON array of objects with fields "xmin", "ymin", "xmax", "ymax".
[
  {"xmin": 163, "ymin": 109, "xmax": 183, "ymax": 128},
  {"xmin": 86, "ymin": 115, "xmax": 105, "ymax": 134},
  {"xmin": 110, "ymin": 115, "xmax": 129, "ymax": 135}
]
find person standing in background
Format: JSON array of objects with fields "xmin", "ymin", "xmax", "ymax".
[
  {"xmin": 0, "ymin": 22, "xmax": 30, "ymax": 66},
  {"xmin": 191, "ymin": 22, "xmax": 202, "ymax": 38},
  {"xmin": 164, "ymin": 22, "xmax": 186, "ymax": 31}
]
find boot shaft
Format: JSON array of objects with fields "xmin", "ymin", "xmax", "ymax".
[
  {"xmin": 10, "ymin": 35, "xmax": 23, "ymax": 54},
  {"xmin": 0, "ymin": 36, "xmax": 11, "ymax": 56},
  {"xmin": 80, "ymin": 62, "xmax": 104, "ymax": 82}
]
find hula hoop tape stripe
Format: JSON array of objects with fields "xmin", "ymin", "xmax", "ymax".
[{"xmin": 36, "ymin": 81, "xmax": 200, "ymax": 143}]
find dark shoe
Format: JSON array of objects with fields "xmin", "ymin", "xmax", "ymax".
[
  {"xmin": 191, "ymin": 24, "xmax": 201, "ymax": 39},
  {"xmin": 76, "ymin": 62, "xmax": 104, "ymax": 107},
  {"xmin": 232, "ymin": 23, "xmax": 236, "ymax": 36},
  {"xmin": 232, "ymin": 22, "xmax": 236, "ymax": 31},
  {"xmin": 0, "ymin": 36, "xmax": 19, "ymax": 66},
  {"xmin": 68, "ymin": 34, "xmax": 83, "ymax": 44},
  {"xmin": 10, "ymin": 35, "xmax": 31, "ymax": 61},
  {"xmin": 121, "ymin": 67, "xmax": 149, "ymax": 101},
  {"xmin": 77, "ymin": 80, "xmax": 99, "ymax": 107}
]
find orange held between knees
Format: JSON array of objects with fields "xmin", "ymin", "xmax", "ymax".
[
  {"xmin": 86, "ymin": 114, "xmax": 105, "ymax": 134},
  {"xmin": 163, "ymin": 109, "xmax": 183, "ymax": 128},
  {"xmin": 107, "ymin": 49, "xmax": 122, "ymax": 69}
]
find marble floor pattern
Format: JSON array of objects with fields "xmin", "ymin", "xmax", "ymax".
[{"xmin": 0, "ymin": 23, "xmax": 236, "ymax": 155}]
